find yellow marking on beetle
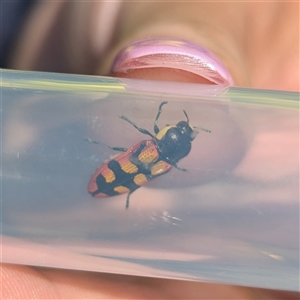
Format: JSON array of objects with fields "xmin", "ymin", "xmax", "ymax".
[
  {"xmin": 114, "ymin": 186, "xmax": 130, "ymax": 194},
  {"xmin": 120, "ymin": 160, "xmax": 138, "ymax": 173},
  {"xmin": 133, "ymin": 173, "xmax": 148, "ymax": 185},
  {"xmin": 151, "ymin": 161, "xmax": 172, "ymax": 176},
  {"xmin": 138, "ymin": 144, "xmax": 158, "ymax": 163},
  {"xmin": 155, "ymin": 125, "xmax": 175, "ymax": 140},
  {"xmin": 102, "ymin": 168, "xmax": 116, "ymax": 183}
]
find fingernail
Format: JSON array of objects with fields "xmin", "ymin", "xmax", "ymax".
[{"xmin": 111, "ymin": 38, "xmax": 233, "ymax": 85}]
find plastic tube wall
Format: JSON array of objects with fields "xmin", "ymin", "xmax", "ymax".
[{"xmin": 1, "ymin": 69, "xmax": 299, "ymax": 291}]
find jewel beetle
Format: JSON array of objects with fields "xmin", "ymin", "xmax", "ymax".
[{"xmin": 87, "ymin": 101, "xmax": 210, "ymax": 208}]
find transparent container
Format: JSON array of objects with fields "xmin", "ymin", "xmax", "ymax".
[{"xmin": 1, "ymin": 69, "xmax": 299, "ymax": 291}]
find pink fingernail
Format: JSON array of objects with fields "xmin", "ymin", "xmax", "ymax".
[{"xmin": 111, "ymin": 38, "xmax": 233, "ymax": 85}]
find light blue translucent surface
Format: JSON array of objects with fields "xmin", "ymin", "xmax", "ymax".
[{"xmin": 1, "ymin": 69, "xmax": 299, "ymax": 291}]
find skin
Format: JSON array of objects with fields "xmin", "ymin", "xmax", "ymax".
[
  {"xmin": 10, "ymin": 1, "xmax": 299, "ymax": 91},
  {"xmin": 3, "ymin": 1, "xmax": 299, "ymax": 299}
]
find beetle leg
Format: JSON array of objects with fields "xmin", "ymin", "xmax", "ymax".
[
  {"xmin": 126, "ymin": 187, "xmax": 140, "ymax": 209},
  {"xmin": 172, "ymin": 162, "xmax": 187, "ymax": 172},
  {"xmin": 84, "ymin": 137, "xmax": 102, "ymax": 144},
  {"xmin": 84, "ymin": 138, "xmax": 127, "ymax": 152},
  {"xmin": 119, "ymin": 115, "xmax": 155, "ymax": 138},
  {"xmin": 109, "ymin": 146, "xmax": 128, "ymax": 152},
  {"xmin": 126, "ymin": 192, "xmax": 131, "ymax": 209},
  {"xmin": 154, "ymin": 101, "xmax": 168, "ymax": 134}
]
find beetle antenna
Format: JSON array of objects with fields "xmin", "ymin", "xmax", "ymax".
[
  {"xmin": 154, "ymin": 101, "xmax": 168, "ymax": 134},
  {"xmin": 183, "ymin": 110, "xmax": 189, "ymax": 123}
]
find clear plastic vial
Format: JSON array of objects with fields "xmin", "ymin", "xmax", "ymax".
[{"xmin": 1, "ymin": 69, "xmax": 299, "ymax": 291}]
